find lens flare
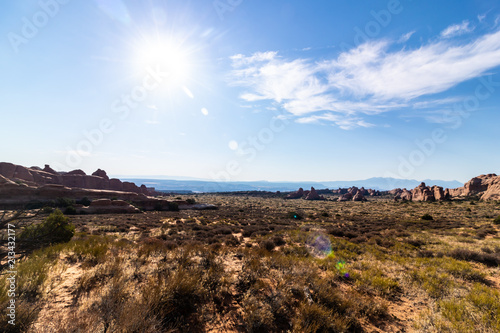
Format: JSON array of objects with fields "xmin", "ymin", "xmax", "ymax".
[{"xmin": 306, "ymin": 232, "xmax": 350, "ymax": 278}]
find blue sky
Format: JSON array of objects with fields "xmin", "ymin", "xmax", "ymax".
[{"xmin": 1, "ymin": 0, "xmax": 499, "ymax": 183}]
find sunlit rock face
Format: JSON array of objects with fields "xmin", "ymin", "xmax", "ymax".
[{"xmin": 0, "ymin": 162, "xmax": 157, "ymax": 196}]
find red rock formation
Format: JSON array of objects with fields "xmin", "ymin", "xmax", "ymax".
[
  {"xmin": 66, "ymin": 169, "xmax": 86, "ymax": 176},
  {"xmin": 391, "ymin": 188, "xmax": 402, "ymax": 196},
  {"xmin": 431, "ymin": 185, "xmax": 445, "ymax": 201},
  {"xmin": 43, "ymin": 164, "xmax": 58, "ymax": 174},
  {"xmin": 338, "ymin": 192, "xmax": 353, "ymax": 202},
  {"xmin": 0, "ymin": 162, "xmax": 158, "ymax": 196},
  {"xmin": 444, "ymin": 188, "xmax": 451, "ymax": 200},
  {"xmin": 13, "ymin": 166, "xmax": 34, "ymax": 182},
  {"xmin": 0, "ymin": 163, "xmax": 16, "ymax": 178},
  {"xmin": 92, "ymin": 169, "xmax": 109, "ymax": 180},
  {"xmin": 450, "ymin": 174, "xmax": 500, "ymax": 201},
  {"xmin": 305, "ymin": 187, "xmax": 324, "ymax": 200},
  {"xmin": 395, "ymin": 189, "xmax": 412, "ymax": 201},
  {"xmin": 352, "ymin": 191, "xmax": 367, "ymax": 202},
  {"xmin": 411, "ymin": 182, "xmax": 435, "ymax": 202},
  {"xmin": 286, "ymin": 188, "xmax": 304, "ymax": 199}
]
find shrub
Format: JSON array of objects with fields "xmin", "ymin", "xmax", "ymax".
[
  {"xmin": 186, "ymin": 198, "xmax": 196, "ymax": 204},
  {"xmin": 260, "ymin": 239, "xmax": 276, "ymax": 252},
  {"xmin": 64, "ymin": 206, "xmax": 77, "ymax": 215},
  {"xmin": 145, "ymin": 268, "xmax": 206, "ymax": 329},
  {"xmin": 76, "ymin": 197, "xmax": 92, "ymax": 206},
  {"xmin": 421, "ymin": 214, "xmax": 433, "ymax": 220},
  {"xmin": 448, "ymin": 248, "xmax": 500, "ymax": 267},
  {"xmin": 242, "ymin": 295, "xmax": 274, "ymax": 332},
  {"xmin": 167, "ymin": 202, "xmax": 179, "ymax": 212},
  {"xmin": 42, "ymin": 206, "xmax": 54, "ymax": 214},
  {"xmin": 494, "ymin": 216, "xmax": 500, "ymax": 225},
  {"xmin": 287, "ymin": 211, "xmax": 302, "ymax": 220},
  {"xmin": 272, "ymin": 235, "xmax": 286, "ymax": 246},
  {"xmin": 55, "ymin": 197, "xmax": 75, "ymax": 208},
  {"xmin": 20, "ymin": 209, "xmax": 75, "ymax": 244},
  {"xmin": 294, "ymin": 303, "xmax": 349, "ymax": 333}
]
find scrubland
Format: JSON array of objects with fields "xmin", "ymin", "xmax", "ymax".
[{"xmin": 1, "ymin": 194, "xmax": 500, "ymax": 332}]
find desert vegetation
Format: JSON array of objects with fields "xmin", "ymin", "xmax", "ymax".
[{"xmin": 1, "ymin": 194, "xmax": 499, "ymax": 332}]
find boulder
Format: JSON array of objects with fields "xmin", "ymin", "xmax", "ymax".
[
  {"xmin": 304, "ymin": 187, "xmax": 324, "ymax": 200},
  {"xmin": 286, "ymin": 188, "xmax": 304, "ymax": 199}
]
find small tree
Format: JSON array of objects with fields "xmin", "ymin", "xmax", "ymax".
[{"xmin": 20, "ymin": 209, "xmax": 75, "ymax": 244}]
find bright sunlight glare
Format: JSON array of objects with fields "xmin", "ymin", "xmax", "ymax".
[{"xmin": 134, "ymin": 37, "xmax": 192, "ymax": 85}]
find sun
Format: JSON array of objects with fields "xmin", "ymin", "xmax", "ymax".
[{"xmin": 134, "ymin": 37, "xmax": 192, "ymax": 85}]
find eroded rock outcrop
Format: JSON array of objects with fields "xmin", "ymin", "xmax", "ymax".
[
  {"xmin": 352, "ymin": 191, "xmax": 367, "ymax": 202},
  {"xmin": 450, "ymin": 174, "xmax": 500, "ymax": 201},
  {"xmin": 286, "ymin": 188, "xmax": 304, "ymax": 199},
  {"xmin": 304, "ymin": 187, "xmax": 324, "ymax": 200},
  {"xmin": 338, "ymin": 192, "xmax": 353, "ymax": 202},
  {"xmin": 394, "ymin": 189, "xmax": 412, "ymax": 201},
  {"xmin": 0, "ymin": 162, "xmax": 157, "ymax": 196},
  {"xmin": 77, "ymin": 199, "xmax": 140, "ymax": 214},
  {"xmin": 411, "ymin": 183, "xmax": 433, "ymax": 202}
]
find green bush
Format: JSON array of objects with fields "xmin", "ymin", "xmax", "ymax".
[
  {"xmin": 42, "ymin": 206, "xmax": 54, "ymax": 214},
  {"xmin": 494, "ymin": 216, "xmax": 500, "ymax": 225},
  {"xmin": 421, "ymin": 214, "xmax": 433, "ymax": 220},
  {"xmin": 64, "ymin": 206, "xmax": 77, "ymax": 215},
  {"xmin": 186, "ymin": 198, "xmax": 196, "ymax": 204},
  {"xmin": 76, "ymin": 197, "xmax": 92, "ymax": 206},
  {"xmin": 20, "ymin": 209, "xmax": 75, "ymax": 244},
  {"xmin": 287, "ymin": 211, "xmax": 302, "ymax": 220},
  {"xmin": 167, "ymin": 202, "xmax": 179, "ymax": 212},
  {"xmin": 55, "ymin": 197, "xmax": 75, "ymax": 208}
]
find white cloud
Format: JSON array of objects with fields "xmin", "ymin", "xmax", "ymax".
[
  {"xmin": 398, "ymin": 30, "xmax": 415, "ymax": 43},
  {"xmin": 229, "ymin": 28, "xmax": 500, "ymax": 130},
  {"xmin": 440, "ymin": 20, "xmax": 474, "ymax": 38}
]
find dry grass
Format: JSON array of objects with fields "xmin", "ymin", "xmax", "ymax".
[{"xmin": 0, "ymin": 194, "xmax": 499, "ymax": 332}]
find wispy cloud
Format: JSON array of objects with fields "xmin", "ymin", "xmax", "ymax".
[
  {"xmin": 440, "ymin": 20, "xmax": 474, "ymax": 38},
  {"xmin": 229, "ymin": 27, "xmax": 500, "ymax": 129},
  {"xmin": 398, "ymin": 30, "xmax": 415, "ymax": 43}
]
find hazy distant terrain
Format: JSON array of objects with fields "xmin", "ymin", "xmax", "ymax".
[{"xmin": 120, "ymin": 177, "xmax": 464, "ymax": 193}]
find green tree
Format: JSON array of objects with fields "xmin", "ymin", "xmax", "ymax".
[{"xmin": 20, "ymin": 209, "xmax": 75, "ymax": 244}]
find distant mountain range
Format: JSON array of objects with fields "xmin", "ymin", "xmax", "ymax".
[{"xmin": 118, "ymin": 177, "xmax": 464, "ymax": 193}]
